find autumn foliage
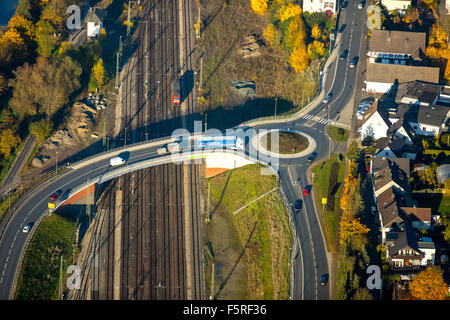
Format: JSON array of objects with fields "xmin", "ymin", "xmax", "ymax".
[
  {"xmin": 426, "ymin": 25, "xmax": 450, "ymax": 82},
  {"xmin": 409, "ymin": 266, "xmax": 449, "ymax": 300},
  {"xmin": 250, "ymin": 0, "xmax": 269, "ymax": 15},
  {"xmin": 278, "ymin": 3, "xmax": 302, "ymax": 22},
  {"xmin": 338, "ymin": 161, "xmax": 369, "ymax": 245}
]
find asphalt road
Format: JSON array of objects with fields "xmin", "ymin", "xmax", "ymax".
[{"xmin": 0, "ymin": 0, "xmax": 367, "ymax": 300}]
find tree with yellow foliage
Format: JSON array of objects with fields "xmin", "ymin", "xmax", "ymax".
[
  {"xmin": 278, "ymin": 3, "xmax": 302, "ymax": 22},
  {"xmin": 263, "ymin": 23, "xmax": 279, "ymax": 48},
  {"xmin": 311, "ymin": 24, "xmax": 321, "ymax": 40},
  {"xmin": 284, "ymin": 15, "xmax": 306, "ymax": 51},
  {"xmin": 8, "ymin": 15, "xmax": 35, "ymax": 40},
  {"xmin": 409, "ymin": 266, "xmax": 448, "ymax": 300},
  {"xmin": 250, "ymin": 0, "xmax": 269, "ymax": 15},
  {"xmin": 0, "ymin": 128, "xmax": 21, "ymax": 158},
  {"xmin": 289, "ymin": 37, "xmax": 309, "ymax": 73},
  {"xmin": 339, "ymin": 215, "xmax": 369, "ymax": 245}
]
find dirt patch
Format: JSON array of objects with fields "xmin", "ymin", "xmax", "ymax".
[{"xmin": 262, "ymin": 131, "xmax": 309, "ymax": 154}]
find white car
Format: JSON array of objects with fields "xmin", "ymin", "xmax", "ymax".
[
  {"xmin": 110, "ymin": 156, "xmax": 126, "ymax": 166},
  {"xmin": 23, "ymin": 224, "xmax": 31, "ymax": 233},
  {"xmin": 357, "ymin": 1, "xmax": 364, "ymax": 9}
]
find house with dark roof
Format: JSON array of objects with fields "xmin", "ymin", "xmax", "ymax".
[
  {"xmin": 368, "ymin": 30, "xmax": 426, "ymax": 66},
  {"xmin": 376, "ymin": 187, "xmax": 405, "ymax": 240},
  {"xmin": 361, "ymin": 100, "xmax": 392, "ymax": 141},
  {"xmin": 371, "ymin": 157, "xmax": 410, "ymax": 198},
  {"xmin": 384, "ymin": 222, "xmax": 435, "ymax": 269},
  {"xmin": 86, "ymin": 7, "xmax": 106, "ymax": 38},
  {"xmin": 374, "ymin": 135, "xmax": 408, "ymax": 158}
]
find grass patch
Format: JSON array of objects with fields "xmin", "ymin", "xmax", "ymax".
[
  {"xmin": 327, "ymin": 125, "xmax": 349, "ymax": 143},
  {"xmin": 15, "ymin": 213, "xmax": 77, "ymax": 300},
  {"xmin": 311, "ymin": 153, "xmax": 347, "ymax": 253},
  {"xmin": 206, "ymin": 164, "xmax": 292, "ymax": 299},
  {"xmin": 199, "ymin": 0, "xmax": 321, "ymax": 130},
  {"xmin": 263, "ymin": 131, "xmax": 309, "ymax": 154}
]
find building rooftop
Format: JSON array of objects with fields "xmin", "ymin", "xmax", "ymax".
[
  {"xmin": 369, "ymin": 30, "xmax": 426, "ymax": 56},
  {"xmin": 377, "ymin": 187, "xmax": 404, "ymax": 228},
  {"xmin": 400, "ymin": 207, "xmax": 432, "ymax": 222},
  {"xmin": 417, "ymin": 104, "xmax": 450, "ymax": 127},
  {"xmin": 366, "ymin": 64, "xmax": 440, "ymax": 85}
]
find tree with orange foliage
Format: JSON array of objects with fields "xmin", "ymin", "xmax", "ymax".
[
  {"xmin": 409, "ymin": 266, "xmax": 448, "ymax": 300},
  {"xmin": 339, "ymin": 215, "xmax": 369, "ymax": 245},
  {"xmin": 250, "ymin": 0, "xmax": 269, "ymax": 15}
]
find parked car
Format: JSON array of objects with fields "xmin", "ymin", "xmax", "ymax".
[
  {"xmin": 340, "ymin": 49, "xmax": 348, "ymax": 60},
  {"xmin": 350, "ymin": 56, "xmax": 358, "ymax": 68},
  {"xmin": 322, "ymin": 92, "xmax": 333, "ymax": 104},
  {"xmin": 49, "ymin": 189, "xmax": 62, "ymax": 201}
]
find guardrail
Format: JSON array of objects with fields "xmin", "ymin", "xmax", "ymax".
[{"xmin": 277, "ymin": 182, "xmax": 299, "ymax": 300}]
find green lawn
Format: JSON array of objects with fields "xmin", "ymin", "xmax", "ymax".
[
  {"xmin": 327, "ymin": 125, "xmax": 349, "ymax": 143},
  {"xmin": 311, "ymin": 153, "xmax": 347, "ymax": 253},
  {"xmin": 206, "ymin": 164, "xmax": 292, "ymax": 299},
  {"xmin": 15, "ymin": 213, "xmax": 77, "ymax": 300}
]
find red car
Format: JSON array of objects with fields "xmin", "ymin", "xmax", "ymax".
[
  {"xmin": 49, "ymin": 189, "xmax": 62, "ymax": 201},
  {"xmin": 302, "ymin": 188, "xmax": 310, "ymax": 196}
]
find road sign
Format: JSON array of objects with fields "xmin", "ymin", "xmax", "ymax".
[
  {"xmin": 48, "ymin": 202, "xmax": 55, "ymax": 209},
  {"xmin": 322, "ymin": 198, "xmax": 327, "ymax": 205}
]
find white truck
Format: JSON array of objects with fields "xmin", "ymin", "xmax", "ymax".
[
  {"xmin": 167, "ymin": 142, "xmax": 182, "ymax": 153},
  {"xmin": 157, "ymin": 147, "xmax": 168, "ymax": 155}
]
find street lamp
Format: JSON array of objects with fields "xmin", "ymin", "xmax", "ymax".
[{"xmin": 55, "ymin": 151, "xmax": 58, "ymax": 175}]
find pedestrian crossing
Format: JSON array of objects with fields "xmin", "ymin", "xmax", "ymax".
[{"xmin": 300, "ymin": 113, "xmax": 331, "ymax": 125}]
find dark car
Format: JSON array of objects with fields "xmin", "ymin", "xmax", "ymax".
[
  {"xmin": 342, "ymin": 1, "xmax": 348, "ymax": 8},
  {"xmin": 294, "ymin": 200, "xmax": 303, "ymax": 210},
  {"xmin": 349, "ymin": 56, "xmax": 359, "ymax": 68},
  {"xmin": 49, "ymin": 189, "xmax": 62, "ymax": 201},
  {"xmin": 307, "ymin": 152, "xmax": 317, "ymax": 163},
  {"xmin": 340, "ymin": 49, "xmax": 348, "ymax": 60},
  {"xmin": 320, "ymin": 274, "xmax": 329, "ymax": 286}
]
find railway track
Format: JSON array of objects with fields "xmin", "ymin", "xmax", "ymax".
[{"xmin": 71, "ymin": 0, "xmax": 203, "ymax": 300}]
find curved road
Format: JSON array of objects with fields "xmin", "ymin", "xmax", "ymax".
[{"xmin": 0, "ymin": 0, "xmax": 366, "ymax": 300}]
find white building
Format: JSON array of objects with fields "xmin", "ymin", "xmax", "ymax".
[
  {"xmin": 380, "ymin": 0, "xmax": 412, "ymax": 13},
  {"xmin": 86, "ymin": 7, "xmax": 106, "ymax": 38},
  {"xmin": 303, "ymin": 0, "xmax": 337, "ymax": 14},
  {"xmin": 368, "ymin": 30, "xmax": 426, "ymax": 65},
  {"xmin": 361, "ymin": 101, "xmax": 391, "ymax": 141}
]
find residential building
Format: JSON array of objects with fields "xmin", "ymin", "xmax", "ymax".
[
  {"xmin": 365, "ymin": 64, "xmax": 440, "ymax": 94},
  {"xmin": 86, "ymin": 7, "xmax": 106, "ymax": 38},
  {"xmin": 380, "ymin": 0, "xmax": 412, "ymax": 13},
  {"xmin": 368, "ymin": 30, "xmax": 426, "ymax": 65},
  {"xmin": 400, "ymin": 207, "xmax": 432, "ymax": 230},
  {"xmin": 302, "ymin": 0, "xmax": 337, "ymax": 14},
  {"xmin": 361, "ymin": 100, "xmax": 391, "ymax": 140},
  {"xmin": 385, "ymin": 222, "xmax": 435, "ymax": 269},
  {"xmin": 371, "ymin": 157, "xmax": 410, "ymax": 198}
]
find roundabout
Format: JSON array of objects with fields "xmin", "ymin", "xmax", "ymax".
[{"xmin": 250, "ymin": 128, "xmax": 317, "ymax": 159}]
